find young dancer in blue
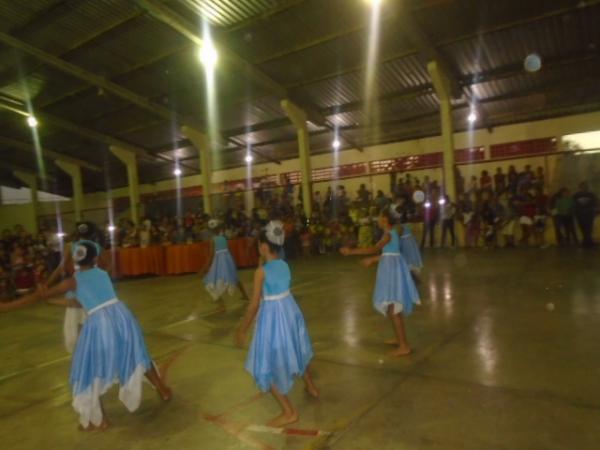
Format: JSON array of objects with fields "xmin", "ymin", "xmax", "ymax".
[
  {"xmin": 202, "ymin": 220, "xmax": 250, "ymax": 310},
  {"xmin": 341, "ymin": 210, "xmax": 420, "ymax": 356},
  {"xmin": 1, "ymin": 242, "xmax": 171, "ymax": 430},
  {"xmin": 46, "ymin": 222, "xmax": 111, "ymax": 353},
  {"xmin": 236, "ymin": 220, "xmax": 318, "ymax": 428},
  {"xmin": 398, "ymin": 221, "xmax": 424, "ymax": 280}
]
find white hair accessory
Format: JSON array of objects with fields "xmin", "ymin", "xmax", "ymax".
[
  {"xmin": 77, "ymin": 223, "xmax": 89, "ymax": 235},
  {"xmin": 208, "ymin": 219, "xmax": 219, "ymax": 229},
  {"xmin": 265, "ymin": 220, "xmax": 285, "ymax": 246},
  {"xmin": 73, "ymin": 244, "xmax": 88, "ymax": 263}
]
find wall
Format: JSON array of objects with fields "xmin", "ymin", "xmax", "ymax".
[
  {"xmin": 2, "ymin": 110, "xmax": 599, "ymax": 230},
  {"xmin": 0, "ymin": 203, "xmax": 38, "ymax": 232}
]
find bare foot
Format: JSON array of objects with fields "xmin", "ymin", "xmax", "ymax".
[
  {"xmin": 267, "ymin": 411, "xmax": 299, "ymax": 428},
  {"xmin": 158, "ymin": 385, "xmax": 173, "ymax": 401},
  {"xmin": 390, "ymin": 346, "xmax": 412, "ymax": 357},
  {"xmin": 78, "ymin": 419, "xmax": 110, "ymax": 432},
  {"xmin": 305, "ymin": 384, "xmax": 320, "ymax": 399}
]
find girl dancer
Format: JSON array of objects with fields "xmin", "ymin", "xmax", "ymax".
[
  {"xmin": 397, "ymin": 221, "xmax": 423, "ymax": 282},
  {"xmin": 0, "ymin": 241, "xmax": 171, "ymax": 430},
  {"xmin": 236, "ymin": 220, "xmax": 318, "ymax": 427},
  {"xmin": 46, "ymin": 222, "xmax": 111, "ymax": 353},
  {"xmin": 202, "ymin": 220, "xmax": 250, "ymax": 310},
  {"xmin": 341, "ymin": 210, "xmax": 420, "ymax": 357}
]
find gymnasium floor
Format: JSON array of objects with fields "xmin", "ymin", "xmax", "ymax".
[{"xmin": 1, "ymin": 249, "xmax": 599, "ymax": 450}]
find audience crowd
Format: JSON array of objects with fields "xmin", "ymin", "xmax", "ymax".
[{"xmin": 1, "ymin": 164, "xmax": 597, "ymax": 301}]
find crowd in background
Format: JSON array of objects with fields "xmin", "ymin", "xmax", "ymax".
[{"xmin": 1, "ymin": 164, "xmax": 597, "ymax": 301}]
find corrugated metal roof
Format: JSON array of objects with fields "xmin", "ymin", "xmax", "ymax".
[{"xmin": 181, "ymin": 0, "xmax": 293, "ymax": 28}]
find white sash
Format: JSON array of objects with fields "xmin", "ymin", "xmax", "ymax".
[
  {"xmin": 88, "ymin": 298, "xmax": 119, "ymax": 315},
  {"xmin": 263, "ymin": 290, "xmax": 290, "ymax": 301}
]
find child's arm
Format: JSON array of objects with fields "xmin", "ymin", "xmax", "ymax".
[
  {"xmin": 340, "ymin": 232, "xmax": 390, "ymax": 256},
  {"xmin": 360, "ymin": 255, "xmax": 381, "ymax": 267},
  {"xmin": 0, "ymin": 278, "xmax": 76, "ymax": 312},
  {"xmin": 235, "ymin": 267, "xmax": 264, "ymax": 347}
]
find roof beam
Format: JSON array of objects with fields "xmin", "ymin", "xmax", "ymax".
[
  {"xmin": 0, "ymin": 29, "xmax": 177, "ymax": 122},
  {"xmin": 0, "ymin": 135, "xmax": 101, "ymax": 172},
  {"xmin": 287, "ymin": 1, "xmax": 600, "ymax": 90},
  {"xmin": 0, "ymin": 10, "xmax": 143, "ymax": 93},
  {"xmin": 134, "ymin": 0, "xmax": 361, "ymax": 151}
]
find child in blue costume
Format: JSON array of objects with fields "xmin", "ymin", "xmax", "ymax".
[
  {"xmin": 397, "ymin": 222, "xmax": 424, "ymax": 277},
  {"xmin": 236, "ymin": 220, "xmax": 318, "ymax": 428},
  {"xmin": 341, "ymin": 210, "xmax": 420, "ymax": 357},
  {"xmin": 202, "ymin": 220, "xmax": 250, "ymax": 310},
  {"xmin": 1, "ymin": 242, "xmax": 171, "ymax": 430},
  {"xmin": 46, "ymin": 222, "xmax": 111, "ymax": 353}
]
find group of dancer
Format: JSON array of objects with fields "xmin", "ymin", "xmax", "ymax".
[{"xmin": 0, "ymin": 206, "xmax": 423, "ymax": 430}]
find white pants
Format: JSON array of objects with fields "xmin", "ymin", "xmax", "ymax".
[{"xmin": 63, "ymin": 307, "xmax": 87, "ymax": 353}]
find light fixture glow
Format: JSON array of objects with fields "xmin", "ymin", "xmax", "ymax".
[
  {"xmin": 56, "ymin": 232, "xmax": 66, "ymax": 238},
  {"xmin": 467, "ymin": 111, "xmax": 477, "ymax": 123},
  {"xmin": 108, "ymin": 225, "xmax": 116, "ymax": 232},
  {"xmin": 332, "ymin": 139, "xmax": 341, "ymax": 150},
  {"xmin": 424, "ymin": 201, "xmax": 432, "ymax": 209},
  {"xmin": 438, "ymin": 197, "xmax": 446, "ymax": 205},
  {"xmin": 173, "ymin": 167, "xmax": 182, "ymax": 176},
  {"xmin": 245, "ymin": 154, "xmax": 253, "ymax": 163},
  {"xmin": 26, "ymin": 115, "xmax": 38, "ymax": 128},
  {"xmin": 198, "ymin": 41, "xmax": 218, "ymax": 68}
]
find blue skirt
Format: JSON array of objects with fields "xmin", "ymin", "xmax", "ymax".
[
  {"xmin": 203, "ymin": 250, "xmax": 239, "ymax": 300},
  {"xmin": 245, "ymin": 293, "xmax": 313, "ymax": 394},
  {"xmin": 70, "ymin": 301, "xmax": 152, "ymax": 427},
  {"xmin": 373, "ymin": 254, "xmax": 420, "ymax": 316},
  {"xmin": 399, "ymin": 234, "xmax": 423, "ymax": 271}
]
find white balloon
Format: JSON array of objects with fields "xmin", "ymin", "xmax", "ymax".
[
  {"xmin": 413, "ymin": 190, "xmax": 425, "ymax": 204},
  {"xmin": 524, "ymin": 53, "xmax": 542, "ymax": 73}
]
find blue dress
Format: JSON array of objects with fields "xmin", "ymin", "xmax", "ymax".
[
  {"xmin": 245, "ymin": 259, "xmax": 313, "ymax": 394},
  {"xmin": 203, "ymin": 235, "xmax": 239, "ymax": 300},
  {"xmin": 64, "ymin": 240, "xmax": 103, "ymax": 353},
  {"xmin": 398, "ymin": 224, "xmax": 423, "ymax": 272},
  {"xmin": 70, "ymin": 268, "xmax": 153, "ymax": 427},
  {"xmin": 373, "ymin": 229, "xmax": 421, "ymax": 316}
]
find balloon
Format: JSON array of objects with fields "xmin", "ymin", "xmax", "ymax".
[
  {"xmin": 412, "ymin": 190, "xmax": 425, "ymax": 204},
  {"xmin": 524, "ymin": 53, "xmax": 542, "ymax": 73}
]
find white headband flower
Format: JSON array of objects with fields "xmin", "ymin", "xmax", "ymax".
[
  {"xmin": 77, "ymin": 223, "xmax": 89, "ymax": 235},
  {"xmin": 73, "ymin": 244, "xmax": 88, "ymax": 263},
  {"xmin": 208, "ymin": 219, "xmax": 219, "ymax": 229},
  {"xmin": 265, "ymin": 220, "xmax": 285, "ymax": 246}
]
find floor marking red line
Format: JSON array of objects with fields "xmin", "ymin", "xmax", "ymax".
[
  {"xmin": 246, "ymin": 424, "xmax": 332, "ymax": 437},
  {"xmin": 204, "ymin": 414, "xmax": 275, "ymax": 450}
]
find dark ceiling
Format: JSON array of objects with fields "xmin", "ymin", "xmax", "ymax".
[{"xmin": 0, "ymin": 0, "xmax": 599, "ymax": 195}]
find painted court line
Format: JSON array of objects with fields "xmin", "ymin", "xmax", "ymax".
[{"xmin": 246, "ymin": 424, "xmax": 332, "ymax": 437}]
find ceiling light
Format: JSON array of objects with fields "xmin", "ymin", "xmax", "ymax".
[
  {"xmin": 332, "ymin": 139, "xmax": 341, "ymax": 150},
  {"xmin": 173, "ymin": 168, "xmax": 182, "ymax": 176},
  {"xmin": 26, "ymin": 115, "xmax": 38, "ymax": 128},
  {"xmin": 198, "ymin": 41, "xmax": 218, "ymax": 68},
  {"xmin": 467, "ymin": 112, "xmax": 477, "ymax": 123},
  {"xmin": 245, "ymin": 154, "xmax": 253, "ymax": 163}
]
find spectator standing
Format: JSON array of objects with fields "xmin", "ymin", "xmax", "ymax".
[
  {"xmin": 573, "ymin": 182, "xmax": 598, "ymax": 248},
  {"xmin": 554, "ymin": 188, "xmax": 578, "ymax": 245},
  {"xmin": 420, "ymin": 196, "xmax": 439, "ymax": 249},
  {"xmin": 440, "ymin": 195, "xmax": 457, "ymax": 247},
  {"xmin": 480, "ymin": 170, "xmax": 493, "ymax": 191},
  {"xmin": 494, "ymin": 167, "xmax": 506, "ymax": 193}
]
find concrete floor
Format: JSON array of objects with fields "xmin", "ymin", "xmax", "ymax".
[{"xmin": 1, "ymin": 248, "xmax": 599, "ymax": 449}]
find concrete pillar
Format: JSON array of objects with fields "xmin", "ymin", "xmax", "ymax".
[
  {"xmin": 13, "ymin": 171, "xmax": 39, "ymax": 233},
  {"xmin": 428, "ymin": 61, "xmax": 457, "ymax": 201},
  {"xmin": 109, "ymin": 146, "xmax": 140, "ymax": 225},
  {"xmin": 181, "ymin": 126, "xmax": 213, "ymax": 216},
  {"xmin": 281, "ymin": 99, "xmax": 313, "ymax": 219},
  {"xmin": 55, "ymin": 160, "xmax": 83, "ymax": 222}
]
